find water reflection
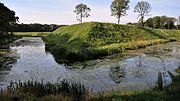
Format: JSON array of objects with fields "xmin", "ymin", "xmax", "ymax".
[
  {"xmin": 0, "ymin": 37, "xmax": 179, "ymax": 92},
  {"xmin": 109, "ymin": 66, "xmax": 125, "ymax": 83}
]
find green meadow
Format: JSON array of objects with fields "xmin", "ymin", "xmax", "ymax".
[{"xmin": 14, "ymin": 32, "xmax": 51, "ymax": 37}]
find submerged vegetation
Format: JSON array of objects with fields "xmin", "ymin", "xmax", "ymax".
[
  {"xmin": 0, "ymin": 50, "xmax": 16, "ymax": 70},
  {"xmin": 0, "ymin": 34, "xmax": 19, "ymax": 48},
  {"xmin": 44, "ymin": 22, "xmax": 180, "ymax": 63},
  {"xmin": 0, "ymin": 34, "xmax": 19, "ymax": 70},
  {"xmin": 176, "ymin": 67, "xmax": 180, "ymax": 73}
]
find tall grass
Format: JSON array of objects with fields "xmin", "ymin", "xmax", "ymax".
[
  {"xmin": 0, "ymin": 80, "xmax": 89, "ymax": 101},
  {"xmin": 1, "ymin": 74, "xmax": 180, "ymax": 101}
]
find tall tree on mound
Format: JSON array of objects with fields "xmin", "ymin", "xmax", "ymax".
[
  {"xmin": 134, "ymin": 1, "xmax": 151, "ymax": 27},
  {"xmin": 74, "ymin": 3, "xmax": 91, "ymax": 23},
  {"xmin": 110, "ymin": 0, "xmax": 130, "ymax": 24},
  {"xmin": 0, "ymin": 2, "xmax": 18, "ymax": 34}
]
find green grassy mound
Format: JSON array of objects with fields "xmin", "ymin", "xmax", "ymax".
[{"xmin": 44, "ymin": 22, "xmax": 180, "ymax": 63}]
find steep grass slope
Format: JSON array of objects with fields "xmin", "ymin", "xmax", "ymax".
[{"xmin": 44, "ymin": 22, "xmax": 180, "ymax": 63}]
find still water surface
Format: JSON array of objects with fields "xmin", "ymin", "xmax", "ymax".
[{"xmin": 0, "ymin": 37, "xmax": 179, "ymax": 92}]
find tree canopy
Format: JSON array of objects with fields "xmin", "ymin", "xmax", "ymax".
[
  {"xmin": 134, "ymin": 1, "xmax": 151, "ymax": 27},
  {"xmin": 110, "ymin": 0, "xmax": 130, "ymax": 24},
  {"xmin": 145, "ymin": 16, "xmax": 177, "ymax": 29},
  {"xmin": 74, "ymin": 3, "xmax": 91, "ymax": 23},
  {"xmin": 0, "ymin": 2, "xmax": 18, "ymax": 34}
]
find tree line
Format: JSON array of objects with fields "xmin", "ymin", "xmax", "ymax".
[
  {"xmin": 144, "ymin": 16, "xmax": 177, "ymax": 29},
  {"xmin": 11, "ymin": 24, "xmax": 64, "ymax": 32},
  {"xmin": 74, "ymin": 0, "xmax": 179, "ymax": 29},
  {"xmin": 127, "ymin": 16, "xmax": 178, "ymax": 30},
  {"xmin": 1, "ymin": 0, "xmax": 180, "ymax": 35}
]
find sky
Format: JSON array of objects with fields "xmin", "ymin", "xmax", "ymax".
[{"xmin": 1, "ymin": 0, "xmax": 180, "ymax": 25}]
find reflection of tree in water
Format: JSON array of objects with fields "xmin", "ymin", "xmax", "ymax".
[
  {"xmin": 157, "ymin": 56, "xmax": 173, "ymax": 88},
  {"xmin": 154, "ymin": 48, "xmax": 175, "ymax": 88},
  {"xmin": 0, "ymin": 50, "xmax": 17, "ymax": 70},
  {"xmin": 109, "ymin": 66, "xmax": 125, "ymax": 83},
  {"xmin": 154, "ymin": 48, "xmax": 168, "ymax": 87},
  {"xmin": 133, "ymin": 55, "xmax": 145, "ymax": 78}
]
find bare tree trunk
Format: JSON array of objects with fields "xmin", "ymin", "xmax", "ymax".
[
  {"xmin": 141, "ymin": 16, "xmax": 144, "ymax": 27},
  {"xmin": 80, "ymin": 11, "xmax": 83, "ymax": 23},
  {"xmin": 118, "ymin": 17, "xmax": 120, "ymax": 24},
  {"xmin": 118, "ymin": 15, "xmax": 121, "ymax": 24}
]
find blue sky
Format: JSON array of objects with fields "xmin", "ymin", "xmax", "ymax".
[{"xmin": 1, "ymin": 0, "xmax": 180, "ymax": 25}]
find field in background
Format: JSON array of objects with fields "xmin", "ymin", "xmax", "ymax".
[{"xmin": 13, "ymin": 32, "xmax": 51, "ymax": 37}]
